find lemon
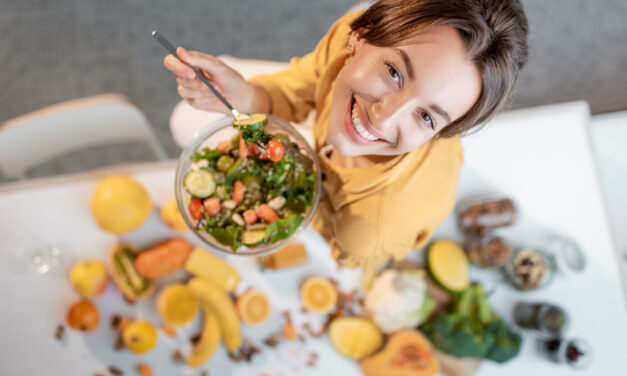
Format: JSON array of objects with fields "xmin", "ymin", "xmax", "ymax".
[
  {"xmin": 160, "ymin": 198, "xmax": 187, "ymax": 232},
  {"xmin": 157, "ymin": 284, "xmax": 200, "ymax": 326},
  {"xmin": 122, "ymin": 320, "xmax": 158, "ymax": 354},
  {"xmin": 90, "ymin": 175, "xmax": 152, "ymax": 234}
]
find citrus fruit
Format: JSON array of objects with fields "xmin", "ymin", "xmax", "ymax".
[
  {"xmin": 157, "ymin": 284, "xmax": 200, "ymax": 326},
  {"xmin": 160, "ymin": 198, "xmax": 187, "ymax": 232},
  {"xmin": 69, "ymin": 260, "xmax": 108, "ymax": 298},
  {"xmin": 235, "ymin": 289, "xmax": 271, "ymax": 326},
  {"xmin": 66, "ymin": 299, "xmax": 100, "ymax": 332},
  {"xmin": 328, "ymin": 317, "xmax": 383, "ymax": 360},
  {"xmin": 300, "ymin": 276, "xmax": 338, "ymax": 313},
  {"xmin": 90, "ymin": 174, "xmax": 152, "ymax": 234},
  {"xmin": 122, "ymin": 320, "xmax": 158, "ymax": 354}
]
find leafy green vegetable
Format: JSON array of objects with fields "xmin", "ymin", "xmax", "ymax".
[
  {"xmin": 264, "ymin": 216, "xmax": 303, "ymax": 244},
  {"xmin": 421, "ymin": 284, "xmax": 521, "ymax": 363},
  {"xmin": 234, "ymin": 123, "xmax": 272, "ymax": 148},
  {"xmin": 208, "ymin": 226, "xmax": 241, "ymax": 251},
  {"xmin": 192, "ymin": 147, "xmax": 222, "ymax": 165}
]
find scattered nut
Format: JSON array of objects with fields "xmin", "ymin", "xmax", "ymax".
[
  {"xmin": 231, "ymin": 213, "xmax": 245, "ymax": 226},
  {"xmin": 136, "ymin": 363, "xmax": 153, "ymax": 376},
  {"xmin": 173, "ymin": 349, "xmax": 184, "ymax": 364},
  {"xmin": 222, "ymin": 200, "xmax": 236, "ymax": 209},
  {"xmin": 54, "ymin": 324, "xmax": 65, "ymax": 341},
  {"xmin": 268, "ymin": 196, "xmax": 286, "ymax": 210},
  {"xmin": 108, "ymin": 366, "xmax": 124, "ymax": 375}
]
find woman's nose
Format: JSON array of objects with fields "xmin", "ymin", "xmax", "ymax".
[{"xmin": 368, "ymin": 96, "xmax": 398, "ymax": 132}]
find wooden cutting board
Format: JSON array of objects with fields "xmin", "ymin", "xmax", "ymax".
[{"xmin": 390, "ymin": 260, "xmax": 482, "ymax": 376}]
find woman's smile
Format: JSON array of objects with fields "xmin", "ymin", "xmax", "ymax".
[{"xmin": 344, "ymin": 94, "xmax": 391, "ymax": 146}]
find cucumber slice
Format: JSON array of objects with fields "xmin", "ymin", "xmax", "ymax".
[
  {"xmin": 184, "ymin": 170, "xmax": 216, "ymax": 198},
  {"xmin": 241, "ymin": 229, "xmax": 267, "ymax": 247},
  {"xmin": 232, "ymin": 113, "xmax": 268, "ymax": 129}
]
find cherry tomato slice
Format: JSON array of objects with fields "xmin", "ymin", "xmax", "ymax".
[
  {"xmin": 188, "ymin": 199, "xmax": 204, "ymax": 220},
  {"xmin": 266, "ymin": 139, "xmax": 284, "ymax": 162}
]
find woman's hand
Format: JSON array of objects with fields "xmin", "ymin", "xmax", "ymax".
[{"xmin": 164, "ymin": 47, "xmax": 270, "ymax": 114}]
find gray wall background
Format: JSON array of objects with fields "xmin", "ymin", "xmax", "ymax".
[{"xmin": 2, "ymin": 0, "xmax": 626, "ymax": 176}]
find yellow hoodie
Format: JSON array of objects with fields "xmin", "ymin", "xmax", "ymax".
[{"xmin": 250, "ymin": 12, "xmax": 463, "ymax": 268}]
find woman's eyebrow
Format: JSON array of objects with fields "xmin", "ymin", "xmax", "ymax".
[
  {"xmin": 429, "ymin": 104, "xmax": 451, "ymax": 123},
  {"xmin": 394, "ymin": 48, "xmax": 414, "ymax": 80}
]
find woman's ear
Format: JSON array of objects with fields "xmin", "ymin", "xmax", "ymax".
[{"xmin": 347, "ymin": 28, "xmax": 368, "ymax": 55}]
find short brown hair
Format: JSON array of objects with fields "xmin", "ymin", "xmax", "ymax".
[{"xmin": 350, "ymin": 0, "xmax": 529, "ymax": 137}]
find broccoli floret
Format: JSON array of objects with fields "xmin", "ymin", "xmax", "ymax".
[
  {"xmin": 421, "ymin": 283, "xmax": 522, "ymax": 363},
  {"xmin": 484, "ymin": 320, "xmax": 522, "ymax": 363}
]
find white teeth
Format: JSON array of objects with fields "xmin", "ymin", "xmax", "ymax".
[{"xmin": 351, "ymin": 102, "xmax": 379, "ymax": 141}]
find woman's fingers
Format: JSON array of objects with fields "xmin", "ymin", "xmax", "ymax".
[
  {"xmin": 178, "ymin": 47, "xmax": 228, "ymax": 76},
  {"xmin": 164, "ymin": 54, "xmax": 196, "ymax": 79}
]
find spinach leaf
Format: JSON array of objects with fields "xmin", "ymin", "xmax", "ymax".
[{"xmin": 264, "ymin": 216, "xmax": 304, "ymax": 244}]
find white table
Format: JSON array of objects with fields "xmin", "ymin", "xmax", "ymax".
[{"xmin": 1, "ymin": 101, "xmax": 626, "ymax": 375}]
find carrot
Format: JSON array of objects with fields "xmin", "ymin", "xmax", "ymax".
[
  {"xmin": 134, "ymin": 238, "xmax": 193, "ymax": 280},
  {"xmin": 203, "ymin": 197, "xmax": 221, "ymax": 217},
  {"xmin": 243, "ymin": 209, "xmax": 258, "ymax": 224},
  {"xmin": 239, "ymin": 134, "xmax": 248, "ymax": 160},
  {"xmin": 217, "ymin": 140, "xmax": 231, "ymax": 154},
  {"xmin": 233, "ymin": 180, "xmax": 245, "ymax": 204},
  {"xmin": 257, "ymin": 204, "xmax": 280, "ymax": 224}
]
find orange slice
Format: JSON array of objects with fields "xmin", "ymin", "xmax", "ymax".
[
  {"xmin": 300, "ymin": 276, "xmax": 338, "ymax": 314},
  {"xmin": 235, "ymin": 289, "xmax": 271, "ymax": 326}
]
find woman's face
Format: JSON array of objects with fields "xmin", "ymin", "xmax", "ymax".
[{"xmin": 327, "ymin": 26, "xmax": 482, "ymax": 157}]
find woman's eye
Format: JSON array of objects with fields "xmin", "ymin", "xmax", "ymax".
[
  {"xmin": 420, "ymin": 111, "xmax": 435, "ymax": 130},
  {"xmin": 385, "ymin": 63, "xmax": 401, "ymax": 87}
]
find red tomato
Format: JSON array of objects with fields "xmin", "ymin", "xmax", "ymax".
[
  {"xmin": 188, "ymin": 199, "xmax": 204, "ymax": 220},
  {"xmin": 203, "ymin": 197, "xmax": 221, "ymax": 217},
  {"xmin": 267, "ymin": 139, "xmax": 284, "ymax": 162}
]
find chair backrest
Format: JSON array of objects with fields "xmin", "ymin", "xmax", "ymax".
[{"xmin": 0, "ymin": 94, "xmax": 168, "ymax": 178}]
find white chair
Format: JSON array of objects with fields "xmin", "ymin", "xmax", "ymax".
[{"xmin": 0, "ymin": 94, "xmax": 168, "ymax": 179}]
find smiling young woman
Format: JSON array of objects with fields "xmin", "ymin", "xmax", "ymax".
[{"xmin": 164, "ymin": 0, "xmax": 529, "ymax": 268}]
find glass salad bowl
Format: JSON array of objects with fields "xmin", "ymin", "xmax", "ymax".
[{"xmin": 175, "ymin": 114, "xmax": 321, "ymax": 257}]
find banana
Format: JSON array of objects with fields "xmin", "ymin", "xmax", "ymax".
[
  {"xmin": 187, "ymin": 303, "xmax": 221, "ymax": 367},
  {"xmin": 184, "ymin": 246, "xmax": 240, "ymax": 292},
  {"xmin": 187, "ymin": 277, "xmax": 241, "ymax": 351}
]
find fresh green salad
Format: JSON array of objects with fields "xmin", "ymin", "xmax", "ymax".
[{"xmin": 184, "ymin": 113, "xmax": 315, "ymax": 251}]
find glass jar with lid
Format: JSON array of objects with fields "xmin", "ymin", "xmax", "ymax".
[
  {"xmin": 465, "ymin": 233, "xmax": 512, "ymax": 269},
  {"xmin": 456, "ymin": 194, "xmax": 518, "ymax": 235}
]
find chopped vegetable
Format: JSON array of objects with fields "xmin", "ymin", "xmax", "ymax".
[
  {"xmin": 421, "ymin": 284, "xmax": 522, "ymax": 363},
  {"xmin": 267, "ymin": 139, "xmax": 284, "ymax": 162},
  {"xmin": 203, "ymin": 197, "xmax": 221, "ymax": 217},
  {"xmin": 257, "ymin": 204, "xmax": 280, "ymax": 224},
  {"xmin": 232, "ymin": 180, "xmax": 245, "ymax": 204},
  {"xmin": 243, "ymin": 209, "xmax": 258, "ymax": 224},
  {"xmin": 184, "ymin": 170, "xmax": 216, "ymax": 198},
  {"xmin": 188, "ymin": 199, "xmax": 204, "ymax": 220}
]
